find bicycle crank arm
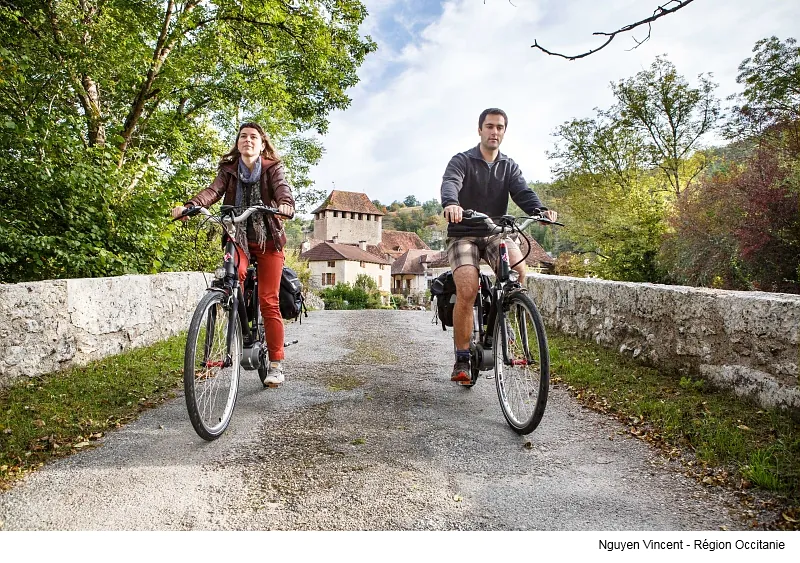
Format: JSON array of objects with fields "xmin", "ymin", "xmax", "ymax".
[{"xmin": 283, "ymin": 339, "xmax": 299, "ymax": 348}]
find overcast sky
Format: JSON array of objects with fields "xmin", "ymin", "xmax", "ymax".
[{"xmin": 306, "ymin": 0, "xmax": 799, "ymax": 208}]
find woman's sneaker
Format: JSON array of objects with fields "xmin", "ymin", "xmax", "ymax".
[{"xmin": 264, "ymin": 361, "xmax": 285, "ymax": 388}]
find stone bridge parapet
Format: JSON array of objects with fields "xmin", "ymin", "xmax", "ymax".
[
  {"xmin": 0, "ymin": 273, "xmax": 208, "ymax": 387},
  {"xmin": 527, "ymin": 274, "xmax": 800, "ymax": 413}
]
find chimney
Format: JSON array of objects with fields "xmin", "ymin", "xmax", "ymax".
[
  {"xmin": 301, "ymin": 240, "xmax": 310, "ymax": 253},
  {"xmin": 359, "ymin": 240, "xmax": 367, "ymax": 251},
  {"xmin": 332, "ymin": 235, "xmax": 338, "ymax": 244}
]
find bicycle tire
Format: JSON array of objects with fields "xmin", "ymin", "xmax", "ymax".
[
  {"xmin": 493, "ymin": 291, "xmax": 549, "ymax": 435},
  {"xmin": 184, "ymin": 291, "xmax": 242, "ymax": 440},
  {"xmin": 256, "ymin": 311, "xmax": 269, "ymax": 385}
]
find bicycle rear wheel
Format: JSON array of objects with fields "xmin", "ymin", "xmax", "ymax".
[
  {"xmin": 184, "ymin": 291, "xmax": 242, "ymax": 440},
  {"xmin": 256, "ymin": 311, "xmax": 269, "ymax": 385},
  {"xmin": 493, "ymin": 291, "xmax": 549, "ymax": 435}
]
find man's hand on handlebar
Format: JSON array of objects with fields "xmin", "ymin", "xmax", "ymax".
[
  {"xmin": 540, "ymin": 209, "xmax": 558, "ymax": 223},
  {"xmin": 443, "ymin": 204, "xmax": 463, "ymax": 223}
]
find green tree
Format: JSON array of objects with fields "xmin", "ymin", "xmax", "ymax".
[
  {"xmin": 612, "ymin": 56, "xmax": 720, "ymax": 196},
  {"xmin": 0, "ymin": 0, "xmax": 375, "ymax": 282},
  {"xmin": 403, "ymin": 195, "xmax": 420, "ymax": 207},
  {"xmin": 550, "ymin": 58, "xmax": 719, "ymax": 282},
  {"xmin": 727, "ymin": 36, "xmax": 800, "ymax": 138},
  {"xmin": 550, "ymin": 112, "xmax": 668, "ymax": 281}
]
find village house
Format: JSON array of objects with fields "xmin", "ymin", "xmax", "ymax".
[
  {"xmin": 300, "ymin": 189, "xmax": 555, "ymax": 303},
  {"xmin": 301, "ymin": 190, "xmax": 428, "ymax": 292}
]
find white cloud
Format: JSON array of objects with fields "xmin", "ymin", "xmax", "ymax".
[{"xmin": 308, "ymin": 0, "xmax": 799, "ymax": 207}]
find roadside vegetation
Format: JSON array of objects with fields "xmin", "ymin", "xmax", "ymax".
[
  {"xmin": 549, "ymin": 333, "xmax": 800, "ymax": 529},
  {"xmin": 0, "ymin": 335, "xmax": 184, "ymax": 491}
]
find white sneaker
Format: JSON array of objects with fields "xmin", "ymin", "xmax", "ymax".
[{"xmin": 264, "ymin": 361, "xmax": 285, "ymax": 388}]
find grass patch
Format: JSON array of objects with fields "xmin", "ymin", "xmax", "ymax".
[
  {"xmin": 548, "ymin": 333, "xmax": 800, "ymax": 518},
  {"xmin": 346, "ymin": 340, "xmax": 399, "ymax": 366},
  {"xmin": 0, "ymin": 335, "xmax": 185, "ymax": 490},
  {"xmin": 323, "ymin": 374, "xmax": 366, "ymax": 392}
]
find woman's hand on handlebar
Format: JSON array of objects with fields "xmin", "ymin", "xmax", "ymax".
[
  {"xmin": 172, "ymin": 205, "xmax": 192, "ymax": 221},
  {"xmin": 277, "ymin": 203, "xmax": 294, "ymax": 221},
  {"xmin": 443, "ymin": 204, "xmax": 463, "ymax": 223}
]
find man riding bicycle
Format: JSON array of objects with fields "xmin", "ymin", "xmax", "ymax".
[{"xmin": 440, "ymin": 108, "xmax": 557, "ymax": 384}]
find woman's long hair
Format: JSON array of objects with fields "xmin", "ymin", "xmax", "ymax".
[{"xmin": 219, "ymin": 122, "xmax": 280, "ymax": 166}]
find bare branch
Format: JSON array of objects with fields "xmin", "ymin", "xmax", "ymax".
[{"xmin": 531, "ymin": 0, "xmax": 697, "ymax": 60}]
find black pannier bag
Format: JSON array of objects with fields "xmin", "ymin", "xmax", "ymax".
[
  {"xmin": 431, "ymin": 271, "xmax": 457, "ymax": 330},
  {"xmin": 279, "ymin": 266, "xmax": 307, "ymax": 322},
  {"xmin": 430, "ymin": 270, "xmax": 493, "ymax": 330}
]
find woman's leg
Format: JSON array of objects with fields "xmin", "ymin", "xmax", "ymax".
[{"xmin": 250, "ymin": 242, "xmax": 285, "ymax": 361}]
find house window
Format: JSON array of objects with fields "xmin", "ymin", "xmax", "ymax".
[
  {"xmin": 405, "ymin": 279, "xmax": 411, "ymax": 289},
  {"xmin": 323, "ymin": 273, "xmax": 336, "ymax": 286},
  {"xmin": 333, "ymin": 211, "xmax": 338, "ymax": 218},
  {"xmin": 360, "ymin": 261, "xmax": 365, "ymax": 268},
  {"xmin": 366, "ymin": 214, "xmax": 371, "ymax": 221},
  {"xmin": 358, "ymin": 213, "xmax": 363, "ymax": 220},
  {"xmin": 327, "ymin": 260, "xmax": 336, "ymax": 268},
  {"xmin": 379, "ymin": 264, "xmax": 384, "ymax": 270}
]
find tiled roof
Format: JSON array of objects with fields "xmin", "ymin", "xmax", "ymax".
[
  {"xmin": 426, "ymin": 251, "xmax": 449, "ymax": 268},
  {"xmin": 391, "ymin": 250, "xmax": 443, "ymax": 275},
  {"xmin": 300, "ymin": 241, "xmax": 392, "ymax": 265},
  {"xmin": 520, "ymin": 237, "xmax": 555, "ymax": 266},
  {"xmin": 377, "ymin": 230, "xmax": 430, "ymax": 259},
  {"xmin": 311, "ymin": 190, "xmax": 385, "ymax": 215}
]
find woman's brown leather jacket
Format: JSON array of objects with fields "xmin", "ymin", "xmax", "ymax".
[{"xmin": 186, "ymin": 156, "xmax": 295, "ymax": 250}]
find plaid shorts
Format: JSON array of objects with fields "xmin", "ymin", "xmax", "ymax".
[{"xmin": 446, "ymin": 234, "xmax": 521, "ymax": 273}]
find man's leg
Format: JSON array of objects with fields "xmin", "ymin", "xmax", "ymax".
[
  {"xmin": 485, "ymin": 235, "xmax": 526, "ymax": 282},
  {"xmin": 452, "ymin": 264, "xmax": 480, "ymax": 350},
  {"xmin": 445, "ymin": 236, "xmax": 482, "ymax": 383}
]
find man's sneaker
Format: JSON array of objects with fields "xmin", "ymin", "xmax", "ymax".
[
  {"xmin": 264, "ymin": 361, "xmax": 285, "ymax": 388},
  {"xmin": 450, "ymin": 359, "xmax": 471, "ymax": 383}
]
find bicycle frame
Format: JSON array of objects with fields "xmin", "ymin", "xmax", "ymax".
[{"xmin": 472, "ymin": 235, "xmax": 519, "ymax": 371}]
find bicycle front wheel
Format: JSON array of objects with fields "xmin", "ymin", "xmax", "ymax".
[
  {"xmin": 493, "ymin": 291, "xmax": 549, "ymax": 435},
  {"xmin": 184, "ymin": 291, "xmax": 242, "ymax": 440}
]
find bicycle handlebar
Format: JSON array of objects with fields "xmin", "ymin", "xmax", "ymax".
[
  {"xmin": 461, "ymin": 209, "xmax": 565, "ymax": 231},
  {"xmin": 173, "ymin": 204, "xmax": 294, "ymax": 223}
]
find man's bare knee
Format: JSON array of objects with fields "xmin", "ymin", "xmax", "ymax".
[{"xmin": 453, "ymin": 265, "xmax": 479, "ymax": 300}]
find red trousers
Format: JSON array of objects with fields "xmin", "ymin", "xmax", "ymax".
[{"xmin": 235, "ymin": 241, "xmax": 285, "ymax": 361}]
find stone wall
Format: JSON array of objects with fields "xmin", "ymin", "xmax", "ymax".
[
  {"xmin": 0, "ymin": 273, "xmax": 208, "ymax": 387},
  {"xmin": 526, "ymin": 274, "xmax": 800, "ymax": 412}
]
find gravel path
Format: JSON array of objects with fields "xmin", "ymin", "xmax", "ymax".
[{"xmin": 0, "ymin": 310, "xmax": 768, "ymax": 530}]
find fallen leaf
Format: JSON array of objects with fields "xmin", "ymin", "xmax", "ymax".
[
  {"xmin": 782, "ymin": 513, "xmax": 798, "ymax": 523},
  {"xmin": 453, "ymin": 495, "xmax": 462, "ymax": 502},
  {"xmin": 73, "ymin": 441, "xmax": 91, "ymax": 449},
  {"xmin": 523, "ymin": 441, "xmax": 533, "ymax": 449},
  {"xmin": 33, "ymin": 419, "xmax": 45, "ymax": 427},
  {"xmin": 736, "ymin": 424, "xmax": 750, "ymax": 431}
]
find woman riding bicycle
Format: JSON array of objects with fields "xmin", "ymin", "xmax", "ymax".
[{"xmin": 171, "ymin": 122, "xmax": 295, "ymax": 387}]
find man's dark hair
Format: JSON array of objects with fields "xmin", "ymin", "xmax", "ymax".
[{"xmin": 478, "ymin": 108, "xmax": 508, "ymax": 129}]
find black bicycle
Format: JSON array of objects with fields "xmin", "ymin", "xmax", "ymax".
[
  {"xmin": 176, "ymin": 204, "xmax": 289, "ymax": 440},
  {"xmin": 442, "ymin": 210, "xmax": 563, "ymax": 435}
]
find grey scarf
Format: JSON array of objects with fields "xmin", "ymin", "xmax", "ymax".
[{"xmin": 235, "ymin": 157, "xmax": 268, "ymax": 259}]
